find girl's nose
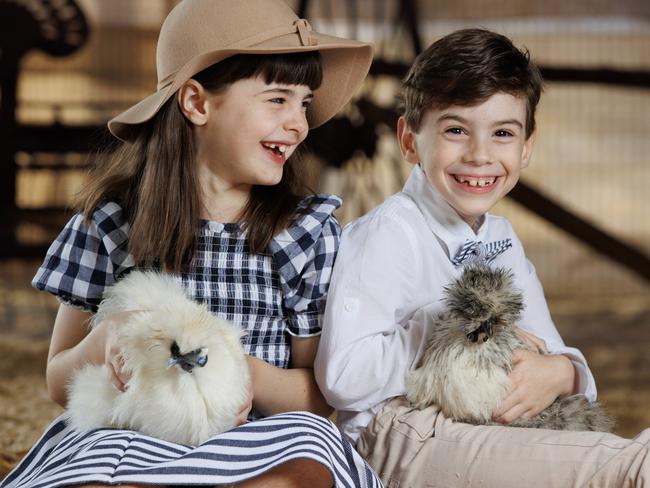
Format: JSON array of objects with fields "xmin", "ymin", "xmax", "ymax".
[
  {"xmin": 284, "ymin": 107, "xmax": 309, "ymax": 138},
  {"xmin": 463, "ymin": 136, "xmax": 492, "ymax": 166}
]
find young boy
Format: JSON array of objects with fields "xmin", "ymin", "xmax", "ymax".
[{"xmin": 315, "ymin": 28, "xmax": 650, "ymax": 486}]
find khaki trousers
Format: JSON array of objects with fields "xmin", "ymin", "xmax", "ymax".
[{"xmin": 356, "ymin": 397, "xmax": 650, "ymax": 488}]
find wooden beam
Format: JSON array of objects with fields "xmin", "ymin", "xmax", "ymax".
[{"xmin": 509, "ymin": 180, "xmax": 650, "ymax": 282}]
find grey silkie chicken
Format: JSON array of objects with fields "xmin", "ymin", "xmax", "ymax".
[
  {"xmin": 65, "ymin": 270, "xmax": 250, "ymax": 445},
  {"xmin": 406, "ymin": 264, "xmax": 613, "ymax": 432}
]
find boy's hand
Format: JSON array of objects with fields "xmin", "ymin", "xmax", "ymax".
[
  {"xmin": 514, "ymin": 328, "xmax": 547, "ymax": 354},
  {"xmin": 493, "ymin": 350, "xmax": 576, "ymax": 424}
]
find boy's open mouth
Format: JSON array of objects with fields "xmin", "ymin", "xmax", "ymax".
[{"xmin": 452, "ymin": 175, "xmax": 498, "ymax": 188}]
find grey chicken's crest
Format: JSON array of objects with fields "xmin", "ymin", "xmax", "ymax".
[
  {"xmin": 406, "ymin": 264, "xmax": 614, "ymax": 432},
  {"xmin": 443, "ymin": 265, "xmax": 523, "ymax": 339}
]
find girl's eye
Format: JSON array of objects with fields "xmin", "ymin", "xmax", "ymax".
[{"xmin": 495, "ymin": 129, "xmax": 514, "ymax": 137}]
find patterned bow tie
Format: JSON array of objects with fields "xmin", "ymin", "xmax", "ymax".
[{"xmin": 451, "ymin": 238, "xmax": 512, "ymax": 267}]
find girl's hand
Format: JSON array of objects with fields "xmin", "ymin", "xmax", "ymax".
[
  {"xmin": 234, "ymin": 378, "xmax": 254, "ymax": 426},
  {"xmin": 493, "ymin": 349, "xmax": 575, "ymax": 424},
  {"xmin": 96, "ymin": 311, "xmax": 136, "ymax": 392}
]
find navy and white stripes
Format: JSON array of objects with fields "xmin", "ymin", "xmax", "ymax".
[
  {"xmin": 2, "ymin": 413, "xmax": 382, "ymax": 488},
  {"xmin": 451, "ymin": 238, "xmax": 513, "ymax": 267},
  {"xmin": 9, "ymin": 194, "xmax": 384, "ymax": 487}
]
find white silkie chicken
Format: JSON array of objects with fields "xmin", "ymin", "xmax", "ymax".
[
  {"xmin": 65, "ymin": 270, "xmax": 250, "ymax": 445},
  {"xmin": 406, "ymin": 264, "xmax": 613, "ymax": 432}
]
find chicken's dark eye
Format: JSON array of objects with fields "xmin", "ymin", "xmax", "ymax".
[{"xmin": 467, "ymin": 330, "xmax": 479, "ymax": 342}]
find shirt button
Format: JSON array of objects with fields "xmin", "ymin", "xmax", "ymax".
[{"xmin": 344, "ymin": 303, "xmax": 354, "ymax": 312}]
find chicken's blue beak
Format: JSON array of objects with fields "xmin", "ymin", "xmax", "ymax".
[{"xmin": 168, "ymin": 341, "xmax": 209, "ymax": 373}]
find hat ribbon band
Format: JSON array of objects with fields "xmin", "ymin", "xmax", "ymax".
[{"xmin": 156, "ymin": 19, "xmax": 317, "ymax": 91}]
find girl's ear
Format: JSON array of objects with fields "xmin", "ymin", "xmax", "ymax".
[
  {"xmin": 397, "ymin": 116, "xmax": 419, "ymax": 165},
  {"xmin": 520, "ymin": 128, "xmax": 537, "ymax": 169},
  {"xmin": 177, "ymin": 79, "xmax": 210, "ymax": 126}
]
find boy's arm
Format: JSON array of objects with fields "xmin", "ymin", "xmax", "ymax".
[
  {"xmin": 315, "ymin": 213, "xmax": 428, "ymax": 412},
  {"xmin": 516, "ymin": 257, "xmax": 597, "ymax": 401}
]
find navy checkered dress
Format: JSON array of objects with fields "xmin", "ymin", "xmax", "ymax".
[{"xmin": 3, "ymin": 195, "xmax": 382, "ymax": 488}]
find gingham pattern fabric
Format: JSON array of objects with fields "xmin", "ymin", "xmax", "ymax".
[
  {"xmin": 32, "ymin": 196, "xmax": 341, "ymax": 369},
  {"xmin": 13, "ymin": 195, "xmax": 384, "ymax": 487}
]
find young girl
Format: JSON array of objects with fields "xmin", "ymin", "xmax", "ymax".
[{"xmin": 1, "ymin": 1, "xmax": 379, "ymax": 487}]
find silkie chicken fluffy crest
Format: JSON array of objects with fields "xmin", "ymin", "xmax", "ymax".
[
  {"xmin": 65, "ymin": 271, "xmax": 250, "ymax": 446},
  {"xmin": 406, "ymin": 264, "xmax": 613, "ymax": 432}
]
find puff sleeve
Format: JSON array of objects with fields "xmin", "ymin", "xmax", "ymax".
[
  {"xmin": 31, "ymin": 201, "xmax": 134, "ymax": 312},
  {"xmin": 268, "ymin": 194, "xmax": 342, "ymax": 337}
]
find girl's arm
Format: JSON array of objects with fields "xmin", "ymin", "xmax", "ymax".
[
  {"xmin": 46, "ymin": 304, "xmax": 97, "ymax": 406},
  {"xmin": 246, "ymin": 336, "xmax": 333, "ymax": 418},
  {"xmin": 46, "ymin": 303, "xmax": 128, "ymax": 407}
]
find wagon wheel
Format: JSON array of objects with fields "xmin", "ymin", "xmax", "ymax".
[
  {"xmin": 0, "ymin": 0, "xmax": 89, "ymax": 255},
  {"xmin": 0, "ymin": 0, "xmax": 89, "ymax": 57}
]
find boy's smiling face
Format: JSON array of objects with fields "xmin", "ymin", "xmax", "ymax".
[{"xmin": 398, "ymin": 92, "xmax": 536, "ymax": 229}]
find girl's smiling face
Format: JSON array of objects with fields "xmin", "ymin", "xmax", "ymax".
[
  {"xmin": 398, "ymin": 92, "xmax": 536, "ymax": 229},
  {"xmin": 194, "ymin": 76, "xmax": 312, "ymax": 190}
]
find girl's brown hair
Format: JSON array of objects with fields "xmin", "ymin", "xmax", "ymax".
[{"xmin": 76, "ymin": 52, "xmax": 322, "ymax": 272}]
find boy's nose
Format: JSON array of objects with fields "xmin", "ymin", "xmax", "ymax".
[{"xmin": 463, "ymin": 136, "xmax": 492, "ymax": 166}]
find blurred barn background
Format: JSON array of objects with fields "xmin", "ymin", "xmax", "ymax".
[{"xmin": 0, "ymin": 0, "xmax": 648, "ymax": 477}]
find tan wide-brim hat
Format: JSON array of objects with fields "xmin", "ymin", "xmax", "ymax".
[{"xmin": 108, "ymin": 0, "xmax": 373, "ymax": 142}]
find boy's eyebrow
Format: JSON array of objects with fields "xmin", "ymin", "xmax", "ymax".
[
  {"xmin": 437, "ymin": 113, "xmax": 523, "ymax": 129},
  {"xmin": 260, "ymin": 87, "xmax": 314, "ymax": 100},
  {"xmin": 493, "ymin": 118, "xmax": 524, "ymax": 129}
]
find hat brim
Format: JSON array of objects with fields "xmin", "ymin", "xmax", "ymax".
[{"xmin": 108, "ymin": 32, "xmax": 372, "ymax": 142}]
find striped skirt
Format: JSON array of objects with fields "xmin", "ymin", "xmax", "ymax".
[{"xmin": 1, "ymin": 412, "xmax": 382, "ymax": 487}]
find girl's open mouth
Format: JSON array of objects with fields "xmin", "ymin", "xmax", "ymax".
[{"xmin": 261, "ymin": 142, "xmax": 289, "ymax": 163}]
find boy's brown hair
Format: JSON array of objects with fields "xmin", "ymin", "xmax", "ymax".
[
  {"xmin": 76, "ymin": 52, "xmax": 322, "ymax": 272},
  {"xmin": 400, "ymin": 28, "xmax": 543, "ymax": 137}
]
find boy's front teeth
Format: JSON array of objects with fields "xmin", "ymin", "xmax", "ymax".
[{"xmin": 456, "ymin": 176, "xmax": 495, "ymax": 187}]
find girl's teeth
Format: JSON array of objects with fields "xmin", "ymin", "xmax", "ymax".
[{"xmin": 264, "ymin": 143, "xmax": 288, "ymax": 154}]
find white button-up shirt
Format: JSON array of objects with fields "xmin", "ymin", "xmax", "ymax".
[{"xmin": 315, "ymin": 165, "xmax": 597, "ymax": 443}]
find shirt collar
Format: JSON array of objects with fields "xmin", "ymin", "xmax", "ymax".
[{"xmin": 402, "ymin": 164, "xmax": 490, "ymax": 260}]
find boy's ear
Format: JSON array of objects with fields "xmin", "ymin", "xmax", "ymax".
[
  {"xmin": 177, "ymin": 79, "xmax": 210, "ymax": 126},
  {"xmin": 397, "ymin": 116, "xmax": 419, "ymax": 165},
  {"xmin": 520, "ymin": 129, "xmax": 537, "ymax": 169}
]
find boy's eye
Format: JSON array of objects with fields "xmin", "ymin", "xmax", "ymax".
[
  {"xmin": 302, "ymin": 99, "xmax": 312, "ymax": 109},
  {"xmin": 495, "ymin": 129, "xmax": 514, "ymax": 137},
  {"xmin": 270, "ymin": 97, "xmax": 286, "ymax": 104},
  {"xmin": 445, "ymin": 127, "xmax": 465, "ymax": 135}
]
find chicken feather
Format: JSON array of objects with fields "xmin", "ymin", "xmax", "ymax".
[{"xmin": 65, "ymin": 270, "xmax": 250, "ymax": 445}]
